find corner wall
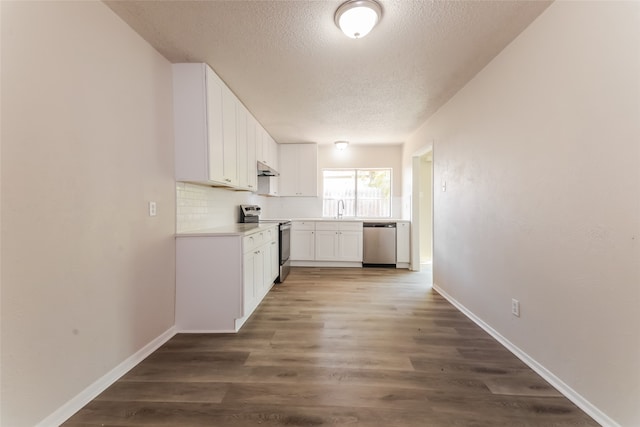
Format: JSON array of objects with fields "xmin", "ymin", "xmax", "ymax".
[
  {"xmin": 1, "ymin": 2, "xmax": 176, "ymax": 425},
  {"xmin": 403, "ymin": 2, "xmax": 640, "ymax": 425}
]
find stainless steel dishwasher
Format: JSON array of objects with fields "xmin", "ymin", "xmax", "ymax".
[{"xmin": 363, "ymin": 222, "xmax": 396, "ymax": 266}]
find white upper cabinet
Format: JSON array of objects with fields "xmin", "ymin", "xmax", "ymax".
[
  {"xmin": 245, "ymin": 114, "xmax": 258, "ymax": 191},
  {"xmin": 174, "ymin": 62, "xmax": 269, "ymax": 191},
  {"xmin": 255, "ymin": 126, "xmax": 264, "ymax": 166},
  {"xmin": 267, "ymin": 135, "xmax": 279, "ymax": 171},
  {"xmin": 174, "ymin": 63, "xmax": 239, "ymax": 187},
  {"xmin": 221, "ymin": 85, "xmax": 238, "ymax": 186},
  {"xmin": 236, "ymin": 103, "xmax": 247, "ymax": 189},
  {"xmin": 279, "ymin": 143, "xmax": 318, "ymax": 197},
  {"xmin": 237, "ymin": 103, "xmax": 258, "ymax": 191},
  {"xmin": 256, "ymin": 126, "xmax": 279, "ymax": 171}
]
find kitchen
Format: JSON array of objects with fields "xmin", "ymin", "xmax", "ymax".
[
  {"xmin": 2, "ymin": 1, "xmax": 639, "ymax": 427},
  {"xmin": 172, "ymin": 61, "xmax": 410, "ymax": 330}
]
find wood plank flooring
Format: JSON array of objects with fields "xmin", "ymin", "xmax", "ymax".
[{"xmin": 63, "ymin": 267, "xmax": 599, "ymax": 426}]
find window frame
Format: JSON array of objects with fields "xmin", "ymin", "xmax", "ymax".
[{"xmin": 322, "ymin": 167, "xmax": 393, "ymax": 219}]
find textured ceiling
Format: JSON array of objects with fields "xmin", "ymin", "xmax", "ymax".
[{"xmin": 105, "ymin": 0, "xmax": 552, "ymax": 145}]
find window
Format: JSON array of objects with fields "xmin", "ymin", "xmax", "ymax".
[{"xmin": 323, "ymin": 168, "xmax": 392, "ymax": 218}]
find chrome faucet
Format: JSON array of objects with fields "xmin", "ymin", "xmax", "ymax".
[{"xmin": 337, "ymin": 199, "xmax": 345, "ymax": 218}]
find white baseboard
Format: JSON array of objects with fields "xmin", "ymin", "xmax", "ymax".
[
  {"xmin": 291, "ymin": 261, "xmax": 363, "ymax": 268},
  {"xmin": 432, "ymin": 283, "xmax": 618, "ymax": 427},
  {"xmin": 36, "ymin": 326, "xmax": 177, "ymax": 427},
  {"xmin": 178, "ymin": 328, "xmax": 237, "ymax": 334}
]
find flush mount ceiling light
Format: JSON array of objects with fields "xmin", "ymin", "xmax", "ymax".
[
  {"xmin": 335, "ymin": 141, "xmax": 349, "ymax": 150},
  {"xmin": 334, "ymin": 0, "xmax": 382, "ymax": 39}
]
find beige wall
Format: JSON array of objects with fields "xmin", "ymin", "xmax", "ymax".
[
  {"xmin": 1, "ymin": 2, "xmax": 176, "ymax": 426},
  {"xmin": 403, "ymin": 2, "xmax": 640, "ymax": 425}
]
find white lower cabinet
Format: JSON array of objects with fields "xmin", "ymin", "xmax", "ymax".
[
  {"xmin": 269, "ymin": 239, "xmax": 279, "ymax": 283},
  {"xmin": 291, "ymin": 221, "xmax": 315, "ymax": 261},
  {"xmin": 176, "ymin": 226, "xmax": 278, "ymax": 332},
  {"xmin": 340, "ymin": 230, "xmax": 364, "ymax": 261},
  {"xmin": 315, "ymin": 222, "xmax": 363, "ymax": 261},
  {"xmin": 292, "ymin": 221, "xmax": 363, "ymax": 265},
  {"xmin": 314, "ymin": 230, "xmax": 339, "ymax": 260},
  {"xmin": 396, "ymin": 221, "xmax": 411, "ymax": 268},
  {"xmin": 243, "ymin": 244, "xmax": 264, "ymax": 315}
]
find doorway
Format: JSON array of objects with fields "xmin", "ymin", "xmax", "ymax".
[
  {"xmin": 410, "ymin": 149, "xmax": 433, "ymax": 277},
  {"xmin": 419, "ymin": 152, "xmax": 433, "ymax": 268}
]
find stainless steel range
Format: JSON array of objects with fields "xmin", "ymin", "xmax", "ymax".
[{"xmin": 240, "ymin": 205, "xmax": 291, "ymax": 283}]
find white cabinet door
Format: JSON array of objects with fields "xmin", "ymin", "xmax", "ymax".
[
  {"xmin": 221, "ymin": 86, "xmax": 238, "ymax": 186},
  {"xmin": 256, "ymin": 130, "xmax": 278, "ymax": 170},
  {"xmin": 396, "ymin": 221, "xmax": 410, "ymax": 263},
  {"xmin": 256, "ymin": 125, "xmax": 266, "ymax": 163},
  {"xmin": 253, "ymin": 246, "xmax": 265, "ymax": 306},
  {"xmin": 315, "ymin": 230, "xmax": 339, "ymax": 261},
  {"xmin": 174, "ymin": 63, "xmax": 240, "ymax": 188},
  {"xmin": 278, "ymin": 144, "xmax": 317, "ymax": 196},
  {"xmin": 291, "ymin": 230, "xmax": 315, "ymax": 260},
  {"xmin": 236, "ymin": 103, "xmax": 249, "ymax": 190},
  {"xmin": 269, "ymin": 239, "xmax": 279, "ymax": 283},
  {"xmin": 278, "ymin": 144, "xmax": 297, "ymax": 196},
  {"xmin": 268, "ymin": 135, "xmax": 279, "ymax": 171},
  {"xmin": 340, "ymin": 231, "xmax": 363, "ymax": 261},
  {"xmin": 246, "ymin": 114, "xmax": 257, "ymax": 191},
  {"xmin": 205, "ymin": 67, "xmax": 225, "ymax": 183},
  {"xmin": 242, "ymin": 250, "xmax": 255, "ymax": 316},
  {"xmin": 297, "ymin": 143, "xmax": 317, "ymax": 196}
]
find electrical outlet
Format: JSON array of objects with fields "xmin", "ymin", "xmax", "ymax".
[
  {"xmin": 511, "ymin": 299, "xmax": 520, "ymax": 317},
  {"xmin": 149, "ymin": 201, "xmax": 157, "ymax": 217}
]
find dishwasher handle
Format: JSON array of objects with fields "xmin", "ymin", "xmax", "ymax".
[{"xmin": 363, "ymin": 222, "xmax": 396, "ymax": 228}]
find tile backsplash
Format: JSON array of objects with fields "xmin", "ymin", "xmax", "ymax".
[
  {"xmin": 176, "ymin": 182, "xmax": 264, "ymax": 232},
  {"xmin": 176, "ymin": 183, "xmax": 404, "ymax": 232}
]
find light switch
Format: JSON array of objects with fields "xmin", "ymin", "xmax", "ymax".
[{"xmin": 149, "ymin": 201, "xmax": 157, "ymax": 217}]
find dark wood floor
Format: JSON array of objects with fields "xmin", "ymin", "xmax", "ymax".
[{"xmin": 64, "ymin": 267, "xmax": 599, "ymax": 426}]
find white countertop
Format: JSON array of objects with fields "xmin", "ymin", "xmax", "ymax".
[
  {"xmin": 176, "ymin": 223, "xmax": 278, "ymax": 237},
  {"xmin": 284, "ymin": 218, "xmax": 407, "ymax": 223}
]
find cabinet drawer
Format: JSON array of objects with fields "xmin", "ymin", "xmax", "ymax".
[
  {"xmin": 315, "ymin": 221, "xmax": 363, "ymax": 231},
  {"xmin": 339, "ymin": 222, "xmax": 363, "ymax": 231},
  {"xmin": 292, "ymin": 221, "xmax": 315, "ymax": 231},
  {"xmin": 265, "ymin": 227, "xmax": 278, "ymax": 243},
  {"xmin": 314, "ymin": 222, "xmax": 338, "ymax": 231},
  {"xmin": 243, "ymin": 231, "xmax": 265, "ymax": 252}
]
